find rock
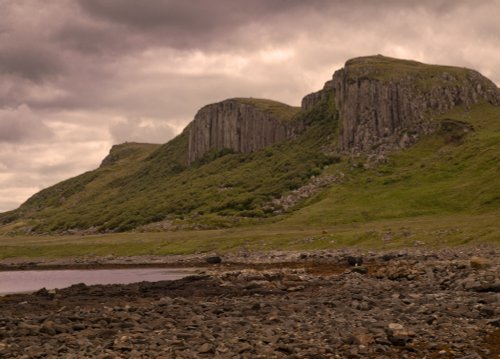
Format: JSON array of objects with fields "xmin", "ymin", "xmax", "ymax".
[
  {"xmin": 198, "ymin": 343, "xmax": 214, "ymax": 354},
  {"xmin": 386, "ymin": 323, "xmax": 414, "ymax": 346},
  {"xmin": 187, "ymin": 98, "xmax": 303, "ymax": 163},
  {"xmin": 39, "ymin": 321, "xmax": 56, "ymax": 336},
  {"xmin": 388, "ymin": 323, "xmax": 404, "ymax": 331},
  {"xmin": 302, "ymin": 55, "xmax": 500, "ymax": 154},
  {"xmin": 205, "ymin": 256, "xmax": 222, "ymax": 264},
  {"xmin": 488, "ymin": 319, "xmax": 500, "ymax": 328},
  {"xmin": 346, "ymin": 256, "xmax": 363, "ymax": 266},
  {"xmin": 1, "ymin": 247, "xmax": 499, "ymax": 358},
  {"xmin": 470, "ymin": 256, "xmax": 492, "ymax": 269},
  {"xmin": 352, "ymin": 266, "xmax": 368, "ymax": 274}
]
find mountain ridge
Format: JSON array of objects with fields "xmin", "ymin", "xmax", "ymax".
[{"xmin": 1, "ymin": 55, "xmax": 499, "ymax": 234}]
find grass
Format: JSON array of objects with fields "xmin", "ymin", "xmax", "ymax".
[
  {"xmin": 0, "ymin": 211, "xmax": 498, "ymax": 259},
  {"xmin": 345, "ymin": 55, "xmax": 493, "ymax": 91},
  {"xmin": 1, "ymin": 102, "xmax": 498, "ymax": 259},
  {"xmin": 0, "ymin": 60, "xmax": 498, "ymax": 256},
  {"xmin": 0, "ymin": 97, "xmax": 337, "ymax": 233},
  {"xmin": 282, "ymin": 103, "xmax": 500, "ymax": 227},
  {"xmin": 230, "ymin": 98, "xmax": 301, "ymax": 122}
]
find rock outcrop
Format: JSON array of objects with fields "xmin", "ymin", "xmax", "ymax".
[
  {"xmin": 302, "ymin": 55, "xmax": 500, "ymax": 153},
  {"xmin": 187, "ymin": 98, "xmax": 301, "ymax": 163}
]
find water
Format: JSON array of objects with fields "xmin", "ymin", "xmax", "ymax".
[{"xmin": 0, "ymin": 268, "xmax": 196, "ymax": 295}]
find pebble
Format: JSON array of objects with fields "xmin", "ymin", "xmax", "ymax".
[{"xmin": 0, "ymin": 247, "xmax": 498, "ymax": 358}]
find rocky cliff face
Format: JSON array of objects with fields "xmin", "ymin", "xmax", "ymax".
[
  {"xmin": 187, "ymin": 98, "xmax": 301, "ymax": 163},
  {"xmin": 303, "ymin": 55, "xmax": 500, "ymax": 153}
]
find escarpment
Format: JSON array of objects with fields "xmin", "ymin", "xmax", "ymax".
[
  {"xmin": 302, "ymin": 55, "xmax": 500, "ymax": 153},
  {"xmin": 187, "ymin": 98, "xmax": 301, "ymax": 163}
]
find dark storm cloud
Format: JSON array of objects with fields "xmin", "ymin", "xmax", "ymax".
[
  {"xmin": 77, "ymin": 0, "xmax": 309, "ymax": 32},
  {"xmin": 0, "ymin": 46, "xmax": 64, "ymax": 82}
]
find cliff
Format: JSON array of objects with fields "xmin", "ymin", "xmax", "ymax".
[
  {"xmin": 302, "ymin": 55, "xmax": 500, "ymax": 153},
  {"xmin": 187, "ymin": 98, "xmax": 301, "ymax": 163}
]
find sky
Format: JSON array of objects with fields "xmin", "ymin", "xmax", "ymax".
[{"xmin": 1, "ymin": 0, "xmax": 499, "ymax": 212}]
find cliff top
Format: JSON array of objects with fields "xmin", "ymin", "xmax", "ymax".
[
  {"xmin": 343, "ymin": 54, "xmax": 494, "ymax": 90},
  {"xmin": 228, "ymin": 98, "xmax": 301, "ymax": 122},
  {"xmin": 100, "ymin": 142, "xmax": 160, "ymax": 167}
]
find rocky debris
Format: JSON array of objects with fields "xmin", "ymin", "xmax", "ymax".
[
  {"xmin": 267, "ymin": 172, "xmax": 344, "ymax": 213},
  {"xmin": 186, "ymin": 98, "xmax": 303, "ymax": 164},
  {"xmin": 0, "ymin": 247, "xmax": 498, "ymax": 358}
]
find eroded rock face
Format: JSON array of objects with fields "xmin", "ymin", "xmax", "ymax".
[
  {"xmin": 187, "ymin": 99, "xmax": 301, "ymax": 163},
  {"xmin": 302, "ymin": 55, "xmax": 500, "ymax": 153}
]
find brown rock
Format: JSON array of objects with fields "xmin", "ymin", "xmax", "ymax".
[{"xmin": 470, "ymin": 256, "xmax": 492, "ymax": 269}]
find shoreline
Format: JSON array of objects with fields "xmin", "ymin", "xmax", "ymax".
[
  {"xmin": 0, "ymin": 246, "xmax": 499, "ymax": 357},
  {"xmin": 1, "ymin": 243, "xmax": 498, "ymax": 270}
]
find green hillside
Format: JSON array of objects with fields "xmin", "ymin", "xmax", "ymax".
[
  {"xmin": 0, "ymin": 57, "xmax": 499, "ymax": 244},
  {"xmin": 0, "ymin": 97, "xmax": 337, "ymax": 233},
  {"xmin": 284, "ymin": 102, "xmax": 500, "ymax": 227}
]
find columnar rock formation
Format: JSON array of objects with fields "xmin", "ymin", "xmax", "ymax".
[
  {"xmin": 302, "ymin": 55, "xmax": 500, "ymax": 153},
  {"xmin": 187, "ymin": 98, "xmax": 301, "ymax": 163}
]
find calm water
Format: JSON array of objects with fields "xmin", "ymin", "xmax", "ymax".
[{"xmin": 0, "ymin": 268, "xmax": 196, "ymax": 295}]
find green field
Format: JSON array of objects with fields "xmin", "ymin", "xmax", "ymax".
[{"xmin": 0, "ymin": 211, "xmax": 498, "ymax": 259}]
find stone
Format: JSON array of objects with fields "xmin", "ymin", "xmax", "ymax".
[
  {"xmin": 205, "ymin": 256, "xmax": 222, "ymax": 264},
  {"xmin": 301, "ymin": 55, "xmax": 500, "ymax": 154},
  {"xmin": 187, "ymin": 99, "xmax": 303, "ymax": 163},
  {"xmin": 346, "ymin": 256, "xmax": 363, "ymax": 266},
  {"xmin": 470, "ymin": 256, "xmax": 492, "ymax": 269},
  {"xmin": 198, "ymin": 343, "xmax": 214, "ymax": 354},
  {"xmin": 352, "ymin": 266, "xmax": 368, "ymax": 274}
]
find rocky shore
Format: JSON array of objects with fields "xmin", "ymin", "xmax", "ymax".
[{"xmin": 1, "ymin": 247, "xmax": 499, "ymax": 358}]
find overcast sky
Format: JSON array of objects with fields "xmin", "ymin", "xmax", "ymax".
[{"xmin": 0, "ymin": 0, "xmax": 499, "ymax": 212}]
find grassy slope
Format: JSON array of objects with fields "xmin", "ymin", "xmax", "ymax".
[
  {"xmin": 0, "ymin": 99, "xmax": 336, "ymax": 233},
  {"xmin": 0, "ymin": 102, "xmax": 498, "ymax": 258},
  {"xmin": 285, "ymin": 103, "xmax": 500, "ymax": 226}
]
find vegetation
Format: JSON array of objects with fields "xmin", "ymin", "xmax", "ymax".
[
  {"xmin": 0, "ymin": 57, "xmax": 498, "ymax": 257},
  {"xmin": 231, "ymin": 98, "xmax": 301, "ymax": 122},
  {"xmin": 0, "ymin": 97, "xmax": 337, "ymax": 233},
  {"xmin": 345, "ymin": 55, "xmax": 492, "ymax": 91}
]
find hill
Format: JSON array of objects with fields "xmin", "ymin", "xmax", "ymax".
[{"xmin": 0, "ymin": 55, "xmax": 499, "ymax": 236}]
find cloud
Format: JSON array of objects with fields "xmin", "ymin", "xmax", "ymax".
[
  {"xmin": 0, "ymin": 105, "xmax": 54, "ymax": 143},
  {"xmin": 0, "ymin": 46, "xmax": 64, "ymax": 82},
  {"xmin": 110, "ymin": 117, "xmax": 178, "ymax": 144},
  {"xmin": 0, "ymin": 0, "xmax": 499, "ymax": 212}
]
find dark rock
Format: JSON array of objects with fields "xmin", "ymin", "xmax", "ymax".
[
  {"xmin": 187, "ymin": 99, "xmax": 303, "ymax": 163},
  {"xmin": 352, "ymin": 266, "xmax": 368, "ymax": 274},
  {"xmin": 388, "ymin": 334, "xmax": 409, "ymax": 346},
  {"xmin": 302, "ymin": 55, "xmax": 500, "ymax": 154},
  {"xmin": 34, "ymin": 287, "xmax": 51, "ymax": 297},
  {"xmin": 382, "ymin": 254, "xmax": 397, "ymax": 261},
  {"xmin": 205, "ymin": 256, "xmax": 222, "ymax": 264},
  {"xmin": 346, "ymin": 256, "xmax": 363, "ymax": 266},
  {"xmin": 480, "ymin": 307, "xmax": 496, "ymax": 318},
  {"xmin": 487, "ymin": 319, "xmax": 500, "ymax": 328}
]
